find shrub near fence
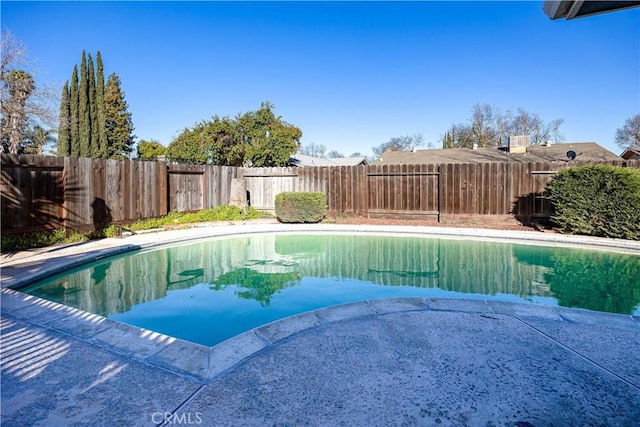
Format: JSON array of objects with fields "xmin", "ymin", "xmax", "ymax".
[
  {"xmin": 546, "ymin": 164, "xmax": 640, "ymax": 240},
  {"xmin": 275, "ymin": 192, "xmax": 327, "ymax": 223},
  {"xmin": 1, "ymin": 153, "xmax": 638, "ymax": 234}
]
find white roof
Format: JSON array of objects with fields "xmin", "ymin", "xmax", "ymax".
[{"xmin": 290, "ymin": 153, "xmax": 368, "ymax": 167}]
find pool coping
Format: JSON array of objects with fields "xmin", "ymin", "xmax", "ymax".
[{"xmin": 2, "ymin": 221, "xmax": 640, "ymax": 382}]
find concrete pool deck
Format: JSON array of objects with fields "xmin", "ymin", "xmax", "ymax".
[{"xmin": 1, "ymin": 222, "xmax": 640, "ymax": 426}]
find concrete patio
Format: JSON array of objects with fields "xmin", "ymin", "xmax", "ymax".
[{"xmin": 1, "ymin": 223, "xmax": 639, "ymax": 426}]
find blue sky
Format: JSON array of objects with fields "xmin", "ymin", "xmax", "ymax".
[{"xmin": 2, "ymin": 1, "xmax": 639, "ymax": 157}]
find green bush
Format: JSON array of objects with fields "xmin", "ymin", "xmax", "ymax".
[
  {"xmin": 1, "ymin": 229, "xmax": 86, "ymax": 253},
  {"xmin": 275, "ymin": 192, "xmax": 326, "ymax": 223},
  {"xmin": 174, "ymin": 205, "xmax": 263, "ymax": 224},
  {"xmin": 128, "ymin": 206, "xmax": 267, "ymax": 231},
  {"xmin": 545, "ymin": 164, "xmax": 640, "ymax": 240},
  {"xmin": 1, "ymin": 205, "xmax": 271, "ymax": 252}
]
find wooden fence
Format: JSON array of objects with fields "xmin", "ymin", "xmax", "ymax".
[{"xmin": 1, "ymin": 153, "xmax": 638, "ymax": 233}]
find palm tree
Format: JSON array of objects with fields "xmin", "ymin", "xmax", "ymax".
[
  {"xmin": 24, "ymin": 125, "xmax": 56, "ymax": 155},
  {"xmin": 1, "ymin": 70, "xmax": 35, "ymax": 153}
]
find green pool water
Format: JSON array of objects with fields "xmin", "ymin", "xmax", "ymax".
[{"xmin": 22, "ymin": 233, "xmax": 640, "ymax": 346}]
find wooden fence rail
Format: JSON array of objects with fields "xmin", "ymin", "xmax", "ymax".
[{"xmin": 1, "ymin": 153, "xmax": 638, "ymax": 233}]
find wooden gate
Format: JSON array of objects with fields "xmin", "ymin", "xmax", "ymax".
[
  {"xmin": 0, "ymin": 156, "xmax": 65, "ymax": 232},
  {"xmin": 366, "ymin": 165, "xmax": 440, "ymax": 221},
  {"xmin": 242, "ymin": 168, "xmax": 299, "ymax": 211},
  {"xmin": 528, "ymin": 169, "xmax": 556, "ymax": 222}
]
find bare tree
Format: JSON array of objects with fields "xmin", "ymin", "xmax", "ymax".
[
  {"xmin": 614, "ymin": 114, "xmax": 640, "ymax": 149},
  {"xmin": 471, "ymin": 103, "xmax": 498, "ymax": 147},
  {"xmin": 372, "ymin": 133, "xmax": 425, "ymax": 157},
  {"xmin": 442, "ymin": 105, "xmax": 564, "ymax": 149},
  {"xmin": 1, "ymin": 29, "xmax": 58, "ymax": 154},
  {"xmin": 442, "ymin": 123, "xmax": 474, "ymax": 148},
  {"xmin": 326, "ymin": 150, "xmax": 344, "ymax": 158},
  {"xmin": 299, "ymin": 141, "xmax": 326, "ymax": 157},
  {"xmin": 508, "ymin": 108, "xmax": 564, "ymax": 145}
]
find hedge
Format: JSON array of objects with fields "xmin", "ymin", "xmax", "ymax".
[
  {"xmin": 545, "ymin": 164, "xmax": 640, "ymax": 240},
  {"xmin": 275, "ymin": 192, "xmax": 327, "ymax": 223}
]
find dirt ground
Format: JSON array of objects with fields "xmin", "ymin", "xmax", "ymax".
[{"xmin": 325, "ymin": 214, "xmax": 555, "ymax": 233}]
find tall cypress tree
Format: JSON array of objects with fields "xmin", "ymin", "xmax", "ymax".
[
  {"xmin": 69, "ymin": 65, "xmax": 80, "ymax": 157},
  {"xmin": 104, "ymin": 73, "xmax": 134, "ymax": 159},
  {"xmin": 87, "ymin": 54, "xmax": 99, "ymax": 157},
  {"xmin": 57, "ymin": 82, "xmax": 71, "ymax": 156},
  {"xmin": 95, "ymin": 51, "xmax": 107, "ymax": 158},
  {"xmin": 78, "ymin": 51, "xmax": 90, "ymax": 157}
]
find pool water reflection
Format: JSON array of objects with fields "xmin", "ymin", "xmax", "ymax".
[{"xmin": 23, "ymin": 234, "xmax": 640, "ymax": 346}]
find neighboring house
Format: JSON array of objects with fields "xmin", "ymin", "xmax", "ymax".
[
  {"xmin": 290, "ymin": 153, "xmax": 369, "ymax": 167},
  {"xmin": 374, "ymin": 142, "xmax": 621, "ymax": 165},
  {"xmin": 620, "ymin": 146, "xmax": 640, "ymax": 160}
]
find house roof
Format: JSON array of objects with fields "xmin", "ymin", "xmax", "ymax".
[
  {"xmin": 374, "ymin": 142, "xmax": 621, "ymax": 165},
  {"xmin": 620, "ymin": 146, "xmax": 640, "ymax": 160},
  {"xmin": 290, "ymin": 153, "xmax": 369, "ymax": 167},
  {"xmin": 543, "ymin": 1, "xmax": 640, "ymax": 20}
]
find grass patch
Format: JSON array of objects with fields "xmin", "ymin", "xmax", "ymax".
[
  {"xmin": 129, "ymin": 206, "xmax": 268, "ymax": 231},
  {"xmin": 1, "ymin": 206, "xmax": 271, "ymax": 253},
  {"xmin": 1, "ymin": 229, "xmax": 88, "ymax": 253}
]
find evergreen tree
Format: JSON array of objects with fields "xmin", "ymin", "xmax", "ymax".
[
  {"xmin": 69, "ymin": 65, "xmax": 80, "ymax": 157},
  {"xmin": 95, "ymin": 52, "xmax": 107, "ymax": 158},
  {"xmin": 137, "ymin": 139, "xmax": 166, "ymax": 160},
  {"xmin": 78, "ymin": 51, "xmax": 90, "ymax": 157},
  {"xmin": 87, "ymin": 53, "xmax": 99, "ymax": 157},
  {"xmin": 104, "ymin": 73, "xmax": 134, "ymax": 159},
  {"xmin": 57, "ymin": 81, "xmax": 71, "ymax": 156},
  {"xmin": 167, "ymin": 102, "xmax": 301, "ymax": 166},
  {"xmin": 61, "ymin": 51, "xmax": 133, "ymax": 159}
]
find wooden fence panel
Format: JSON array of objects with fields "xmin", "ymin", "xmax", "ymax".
[
  {"xmin": 242, "ymin": 167, "xmax": 297, "ymax": 210},
  {"xmin": 139, "ymin": 160, "xmax": 165, "ymax": 219},
  {"xmin": 341, "ymin": 166, "xmax": 350, "ymax": 213},
  {"xmin": 468, "ymin": 163, "xmax": 479, "ymax": 214},
  {"xmin": 366, "ymin": 163, "xmax": 439, "ymax": 219},
  {"xmin": 0, "ymin": 154, "xmax": 65, "ymax": 231},
  {"xmin": 141, "ymin": 160, "xmax": 152, "ymax": 219},
  {"xmin": 105, "ymin": 159, "xmax": 123, "ymax": 222},
  {"xmin": 510, "ymin": 163, "xmax": 521, "ymax": 217},
  {"xmin": 92, "ymin": 158, "xmax": 108, "ymax": 226},
  {"xmin": 0, "ymin": 164, "xmax": 21, "ymax": 230},
  {"xmin": 210, "ymin": 165, "xmax": 222, "ymax": 208},
  {"xmin": 139, "ymin": 160, "xmax": 148, "ymax": 218},
  {"xmin": 442, "ymin": 164, "xmax": 456, "ymax": 213},
  {"xmin": 333, "ymin": 166, "xmax": 343, "ymax": 213},
  {"xmin": 497, "ymin": 162, "xmax": 506, "ymax": 214},
  {"xmin": 264, "ymin": 168, "xmax": 276, "ymax": 209},
  {"xmin": 203, "ymin": 165, "xmax": 214, "ymax": 209},
  {"xmin": 399, "ymin": 164, "xmax": 408, "ymax": 211},
  {"xmin": 65, "ymin": 157, "xmax": 94, "ymax": 231},
  {"xmin": 370, "ymin": 164, "xmax": 382, "ymax": 213},
  {"xmin": 298, "ymin": 167, "xmax": 308, "ymax": 192},
  {"xmin": 3, "ymin": 154, "xmax": 639, "ymax": 234},
  {"xmin": 382, "ymin": 164, "xmax": 389, "ymax": 212},
  {"xmin": 168, "ymin": 165, "xmax": 204, "ymax": 212}
]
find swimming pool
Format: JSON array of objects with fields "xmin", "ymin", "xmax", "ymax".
[{"xmin": 22, "ymin": 232, "xmax": 640, "ymax": 346}]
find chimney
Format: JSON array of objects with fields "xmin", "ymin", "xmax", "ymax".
[{"xmin": 507, "ymin": 135, "xmax": 530, "ymax": 153}]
